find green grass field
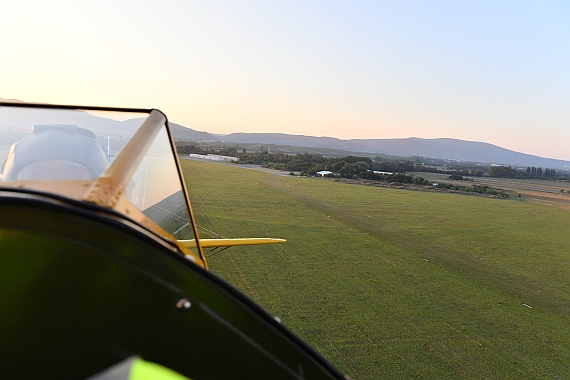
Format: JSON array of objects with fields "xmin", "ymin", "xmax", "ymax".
[{"xmin": 181, "ymin": 159, "xmax": 569, "ymax": 379}]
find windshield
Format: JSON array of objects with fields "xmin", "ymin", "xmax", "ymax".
[{"xmin": 0, "ymin": 103, "xmax": 197, "ymax": 242}]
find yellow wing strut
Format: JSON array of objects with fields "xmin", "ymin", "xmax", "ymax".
[{"xmin": 180, "ymin": 238, "xmax": 286, "ymax": 250}]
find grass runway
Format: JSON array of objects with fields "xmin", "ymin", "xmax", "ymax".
[{"xmin": 182, "ymin": 159, "xmax": 569, "ymax": 379}]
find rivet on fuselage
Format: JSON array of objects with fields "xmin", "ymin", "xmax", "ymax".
[{"xmin": 176, "ymin": 298, "xmax": 191, "ymax": 312}]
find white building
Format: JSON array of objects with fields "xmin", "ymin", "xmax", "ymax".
[{"xmin": 188, "ymin": 154, "xmax": 239, "ymax": 162}]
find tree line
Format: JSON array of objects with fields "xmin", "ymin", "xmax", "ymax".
[
  {"xmin": 236, "ymin": 151, "xmax": 417, "ymax": 177},
  {"xmin": 176, "ymin": 144, "xmax": 418, "ymax": 176},
  {"xmin": 487, "ymin": 165, "xmax": 557, "ymax": 179},
  {"xmin": 176, "ymin": 144, "xmax": 565, "ymax": 183},
  {"xmin": 524, "ymin": 166, "xmax": 556, "ymax": 179}
]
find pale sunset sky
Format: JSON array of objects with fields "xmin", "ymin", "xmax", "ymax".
[{"xmin": 1, "ymin": 1, "xmax": 569, "ymax": 160}]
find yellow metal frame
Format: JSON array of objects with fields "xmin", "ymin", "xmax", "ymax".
[
  {"xmin": 1, "ymin": 103, "xmax": 287, "ymax": 269},
  {"xmin": 0, "ymin": 105, "xmax": 207, "ymax": 267},
  {"xmin": 83, "ymin": 110, "xmax": 166, "ymax": 208}
]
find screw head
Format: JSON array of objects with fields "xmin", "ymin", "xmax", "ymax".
[{"xmin": 176, "ymin": 298, "xmax": 191, "ymax": 312}]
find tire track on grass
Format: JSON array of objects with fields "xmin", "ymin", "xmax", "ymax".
[
  {"xmin": 265, "ymin": 174, "xmax": 545, "ymax": 378},
  {"xmin": 261, "ymin": 177, "xmax": 466, "ymax": 377}
]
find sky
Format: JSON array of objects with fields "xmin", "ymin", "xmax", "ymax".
[{"xmin": 1, "ymin": 0, "xmax": 569, "ymax": 160}]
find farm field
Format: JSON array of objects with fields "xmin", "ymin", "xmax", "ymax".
[
  {"xmin": 410, "ymin": 172, "xmax": 570, "ymax": 209},
  {"xmin": 182, "ymin": 159, "xmax": 569, "ymax": 379}
]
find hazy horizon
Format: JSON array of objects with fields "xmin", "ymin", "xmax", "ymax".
[
  {"xmin": 1, "ymin": 1, "xmax": 568, "ymax": 160},
  {"xmin": 1, "ymin": 95, "xmax": 567, "ymax": 163}
]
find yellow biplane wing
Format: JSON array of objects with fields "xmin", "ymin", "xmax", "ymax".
[{"xmin": 181, "ymin": 238, "xmax": 286, "ymax": 249}]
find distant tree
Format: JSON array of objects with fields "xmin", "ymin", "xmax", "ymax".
[
  {"xmin": 488, "ymin": 166, "xmax": 519, "ymax": 178},
  {"xmin": 531, "ymin": 167, "xmax": 537, "ymax": 177},
  {"xmin": 176, "ymin": 144, "xmax": 205, "ymax": 154},
  {"xmin": 413, "ymin": 176, "xmax": 428, "ymax": 185}
]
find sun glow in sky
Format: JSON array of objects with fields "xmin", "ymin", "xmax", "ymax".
[{"xmin": 1, "ymin": 0, "xmax": 569, "ymax": 160}]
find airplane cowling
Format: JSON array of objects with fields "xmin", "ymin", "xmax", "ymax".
[{"xmin": 0, "ymin": 190, "xmax": 345, "ymax": 380}]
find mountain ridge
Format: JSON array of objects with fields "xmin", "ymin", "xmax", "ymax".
[
  {"xmin": 165, "ymin": 125, "xmax": 570, "ymax": 169},
  {"xmin": 2, "ymin": 98, "xmax": 567, "ymax": 170},
  {"xmin": 214, "ymin": 132, "xmax": 570, "ymax": 170}
]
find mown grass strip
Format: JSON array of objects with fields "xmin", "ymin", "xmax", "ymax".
[{"xmin": 182, "ymin": 159, "xmax": 569, "ymax": 379}]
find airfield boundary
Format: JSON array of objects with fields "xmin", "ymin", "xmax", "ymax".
[
  {"xmin": 411, "ymin": 171, "xmax": 570, "ymax": 209},
  {"xmin": 182, "ymin": 159, "xmax": 569, "ymax": 379}
]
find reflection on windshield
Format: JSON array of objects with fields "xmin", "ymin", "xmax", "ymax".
[
  {"xmin": 2, "ymin": 124, "xmax": 109, "ymax": 181},
  {"xmin": 0, "ymin": 105, "xmax": 195, "ymax": 241},
  {"xmin": 129, "ymin": 127, "xmax": 195, "ymax": 240}
]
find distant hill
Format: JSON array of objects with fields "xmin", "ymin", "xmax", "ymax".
[
  {"xmin": 220, "ymin": 133, "xmax": 570, "ymax": 170},
  {"xmin": 2, "ymin": 98, "xmax": 568, "ymax": 170},
  {"xmin": 120, "ymin": 118, "xmax": 219, "ymax": 142},
  {"xmin": 169, "ymin": 123, "xmax": 220, "ymax": 142}
]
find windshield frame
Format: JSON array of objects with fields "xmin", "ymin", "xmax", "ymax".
[{"xmin": 0, "ymin": 101, "xmax": 205, "ymax": 264}]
